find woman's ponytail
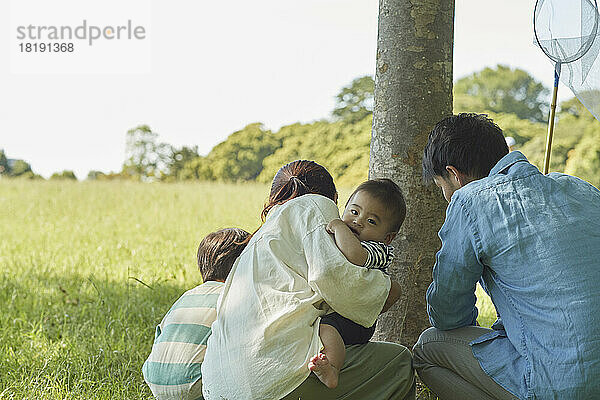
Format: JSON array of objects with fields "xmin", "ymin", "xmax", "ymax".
[
  {"xmin": 260, "ymin": 160, "xmax": 337, "ymax": 221},
  {"xmin": 239, "ymin": 160, "xmax": 336, "ymax": 245}
]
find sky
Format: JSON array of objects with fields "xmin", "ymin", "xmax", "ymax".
[{"xmin": 0, "ymin": 0, "xmax": 565, "ymax": 179}]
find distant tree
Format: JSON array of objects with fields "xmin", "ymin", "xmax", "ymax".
[
  {"xmin": 562, "ymin": 90, "xmax": 600, "ymax": 122},
  {"xmin": 559, "ymin": 96, "xmax": 599, "ymax": 122},
  {"xmin": 0, "ymin": 149, "xmax": 9, "ymax": 175},
  {"xmin": 516, "ymin": 95, "xmax": 600, "ymax": 178},
  {"xmin": 564, "ymin": 132, "xmax": 600, "ymax": 188},
  {"xmin": 256, "ymin": 117, "xmax": 372, "ymax": 186},
  {"xmin": 560, "ymin": 97, "xmax": 588, "ymax": 118},
  {"xmin": 558, "ymin": 96, "xmax": 600, "ymax": 187},
  {"xmin": 87, "ymin": 170, "xmax": 106, "ymax": 180},
  {"xmin": 208, "ymin": 123, "xmax": 279, "ymax": 181},
  {"xmin": 0, "ymin": 153, "xmax": 42, "ymax": 179},
  {"xmin": 166, "ymin": 145, "xmax": 199, "ymax": 181},
  {"xmin": 332, "ymin": 76, "xmax": 375, "ymax": 122},
  {"xmin": 10, "ymin": 160, "xmax": 33, "ymax": 177},
  {"xmin": 454, "ymin": 65, "xmax": 549, "ymax": 122},
  {"xmin": 182, "ymin": 123, "xmax": 280, "ymax": 182},
  {"xmin": 50, "ymin": 170, "xmax": 77, "ymax": 180},
  {"xmin": 98, "ymin": 171, "xmax": 129, "ymax": 181},
  {"xmin": 123, "ymin": 125, "xmax": 172, "ymax": 180},
  {"xmin": 178, "ymin": 156, "xmax": 214, "ymax": 181},
  {"xmin": 484, "ymin": 112, "xmax": 547, "ymax": 148}
]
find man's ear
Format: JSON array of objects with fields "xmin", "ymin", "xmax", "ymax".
[
  {"xmin": 384, "ymin": 232, "xmax": 397, "ymax": 245},
  {"xmin": 446, "ymin": 165, "xmax": 472, "ymax": 187}
]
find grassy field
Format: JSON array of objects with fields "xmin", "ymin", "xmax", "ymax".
[{"xmin": 0, "ymin": 180, "xmax": 495, "ymax": 399}]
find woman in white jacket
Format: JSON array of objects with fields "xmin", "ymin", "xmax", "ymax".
[{"xmin": 202, "ymin": 160, "xmax": 414, "ymax": 400}]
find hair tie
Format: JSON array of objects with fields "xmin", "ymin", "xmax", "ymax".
[{"xmin": 289, "ymin": 175, "xmax": 309, "ymax": 189}]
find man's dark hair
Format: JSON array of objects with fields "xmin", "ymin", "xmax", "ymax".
[
  {"xmin": 197, "ymin": 228, "xmax": 250, "ymax": 282},
  {"xmin": 347, "ymin": 178, "xmax": 407, "ymax": 232},
  {"xmin": 422, "ymin": 113, "xmax": 509, "ymax": 182}
]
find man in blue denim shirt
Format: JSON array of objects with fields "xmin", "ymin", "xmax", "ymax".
[{"xmin": 413, "ymin": 114, "xmax": 600, "ymax": 400}]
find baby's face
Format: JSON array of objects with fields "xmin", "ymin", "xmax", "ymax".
[{"xmin": 341, "ymin": 191, "xmax": 395, "ymax": 244}]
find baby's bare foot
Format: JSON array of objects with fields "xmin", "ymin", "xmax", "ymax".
[{"xmin": 308, "ymin": 353, "xmax": 339, "ymax": 389}]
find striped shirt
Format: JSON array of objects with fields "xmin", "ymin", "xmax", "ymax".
[
  {"xmin": 361, "ymin": 240, "xmax": 394, "ymax": 274},
  {"xmin": 142, "ymin": 281, "xmax": 223, "ymax": 400}
]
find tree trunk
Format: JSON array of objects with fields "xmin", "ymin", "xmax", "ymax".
[{"xmin": 370, "ymin": 0, "xmax": 454, "ymax": 348}]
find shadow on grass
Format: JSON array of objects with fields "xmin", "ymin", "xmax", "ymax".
[
  {"xmin": 0, "ymin": 271, "xmax": 193, "ymax": 399},
  {"xmin": 1, "ymin": 270, "xmax": 449, "ymax": 399}
]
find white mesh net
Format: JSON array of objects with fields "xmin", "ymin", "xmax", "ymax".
[{"xmin": 534, "ymin": 0, "xmax": 600, "ymax": 120}]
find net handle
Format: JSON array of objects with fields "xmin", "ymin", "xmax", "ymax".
[{"xmin": 543, "ymin": 63, "xmax": 561, "ymax": 174}]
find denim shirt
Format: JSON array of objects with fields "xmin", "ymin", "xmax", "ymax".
[{"xmin": 427, "ymin": 151, "xmax": 600, "ymax": 400}]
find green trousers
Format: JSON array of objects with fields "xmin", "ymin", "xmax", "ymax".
[{"xmin": 281, "ymin": 341, "xmax": 415, "ymax": 400}]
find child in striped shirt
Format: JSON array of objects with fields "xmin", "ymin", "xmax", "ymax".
[
  {"xmin": 142, "ymin": 228, "xmax": 249, "ymax": 400},
  {"xmin": 309, "ymin": 178, "xmax": 407, "ymax": 389}
]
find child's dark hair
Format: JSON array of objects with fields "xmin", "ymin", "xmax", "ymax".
[
  {"xmin": 347, "ymin": 178, "xmax": 407, "ymax": 233},
  {"xmin": 422, "ymin": 113, "xmax": 509, "ymax": 182},
  {"xmin": 197, "ymin": 228, "xmax": 250, "ymax": 282},
  {"xmin": 261, "ymin": 160, "xmax": 337, "ymax": 221}
]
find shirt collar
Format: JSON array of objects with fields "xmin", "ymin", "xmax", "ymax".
[
  {"xmin": 203, "ymin": 280, "xmax": 224, "ymax": 286},
  {"xmin": 488, "ymin": 151, "xmax": 529, "ymax": 176}
]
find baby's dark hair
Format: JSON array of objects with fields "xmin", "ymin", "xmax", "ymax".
[
  {"xmin": 197, "ymin": 228, "xmax": 250, "ymax": 282},
  {"xmin": 347, "ymin": 179, "xmax": 407, "ymax": 233}
]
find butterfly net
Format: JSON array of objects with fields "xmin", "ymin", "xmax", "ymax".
[{"xmin": 534, "ymin": 0, "xmax": 600, "ymax": 120}]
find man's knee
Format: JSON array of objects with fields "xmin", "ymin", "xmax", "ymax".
[
  {"xmin": 412, "ymin": 327, "xmax": 441, "ymax": 362},
  {"xmin": 414, "ymin": 327, "xmax": 441, "ymax": 347}
]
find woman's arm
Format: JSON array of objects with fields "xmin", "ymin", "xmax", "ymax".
[{"xmin": 326, "ymin": 219, "xmax": 368, "ymax": 266}]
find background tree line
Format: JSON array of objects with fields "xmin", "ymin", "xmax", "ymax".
[{"xmin": 2, "ymin": 65, "xmax": 599, "ymax": 188}]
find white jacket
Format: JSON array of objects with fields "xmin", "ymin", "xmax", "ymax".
[{"xmin": 201, "ymin": 194, "xmax": 391, "ymax": 400}]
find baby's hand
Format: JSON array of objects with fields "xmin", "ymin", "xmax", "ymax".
[{"xmin": 326, "ymin": 218, "xmax": 346, "ymax": 234}]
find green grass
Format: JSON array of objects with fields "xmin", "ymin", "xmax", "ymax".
[
  {"xmin": 476, "ymin": 285, "xmax": 496, "ymax": 328},
  {"xmin": 0, "ymin": 180, "xmax": 495, "ymax": 399}
]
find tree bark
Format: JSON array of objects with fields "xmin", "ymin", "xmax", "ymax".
[{"xmin": 370, "ymin": 0, "xmax": 454, "ymax": 347}]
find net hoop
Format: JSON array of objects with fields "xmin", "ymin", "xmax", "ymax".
[{"xmin": 533, "ymin": 0, "xmax": 600, "ymax": 65}]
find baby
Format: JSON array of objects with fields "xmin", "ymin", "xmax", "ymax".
[{"xmin": 308, "ymin": 178, "xmax": 407, "ymax": 389}]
